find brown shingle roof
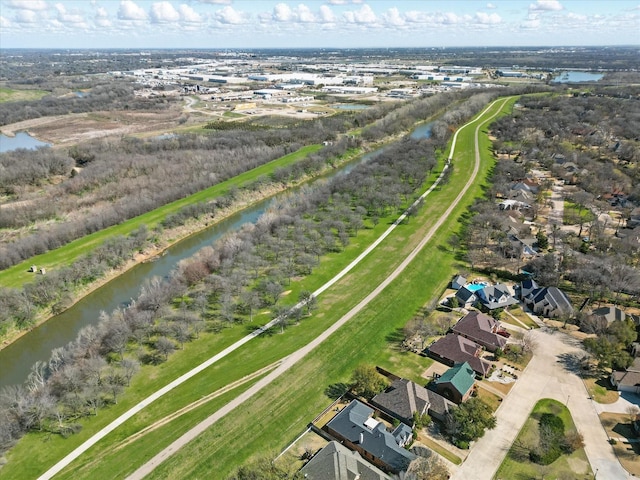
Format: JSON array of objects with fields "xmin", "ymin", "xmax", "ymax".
[
  {"xmin": 452, "ymin": 311, "xmax": 507, "ymax": 350},
  {"xmin": 427, "ymin": 334, "xmax": 491, "ymax": 376}
]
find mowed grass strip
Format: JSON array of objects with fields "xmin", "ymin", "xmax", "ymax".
[
  {"xmin": 4, "ymin": 98, "xmax": 513, "ymax": 479},
  {"xmin": 0, "ymin": 144, "xmax": 321, "ymax": 288}
]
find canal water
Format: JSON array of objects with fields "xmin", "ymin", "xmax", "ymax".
[{"xmin": 0, "ymin": 121, "xmax": 434, "ymax": 387}]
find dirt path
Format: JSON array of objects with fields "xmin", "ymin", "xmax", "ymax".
[{"xmin": 37, "ymin": 98, "xmax": 509, "ymax": 480}]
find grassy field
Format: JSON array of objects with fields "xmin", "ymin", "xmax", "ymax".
[
  {"xmin": 0, "ymin": 144, "xmax": 322, "ymax": 289},
  {"xmin": 503, "ymin": 305, "xmax": 540, "ymax": 329},
  {"xmin": 0, "ymin": 86, "xmax": 49, "ymax": 103},
  {"xmin": 2, "ymin": 98, "xmax": 516, "ymax": 479},
  {"xmin": 495, "ymin": 398, "xmax": 592, "ymax": 480}
]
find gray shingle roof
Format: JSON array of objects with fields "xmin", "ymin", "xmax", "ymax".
[
  {"xmin": 326, "ymin": 400, "xmax": 416, "ymax": 473},
  {"xmin": 371, "ymin": 379, "xmax": 430, "ymax": 424},
  {"xmin": 300, "ymin": 441, "xmax": 393, "ymax": 480}
]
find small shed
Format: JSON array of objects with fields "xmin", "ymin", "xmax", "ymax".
[
  {"xmin": 451, "ymin": 275, "xmax": 467, "ymax": 290},
  {"xmin": 30, "ymin": 265, "xmax": 38, "ymax": 272}
]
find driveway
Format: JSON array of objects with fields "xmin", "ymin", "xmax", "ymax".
[
  {"xmin": 594, "ymin": 391, "xmax": 640, "ymax": 415},
  {"xmin": 452, "ymin": 327, "xmax": 631, "ymax": 479}
]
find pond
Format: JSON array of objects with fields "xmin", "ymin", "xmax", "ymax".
[
  {"xmin": 0, "ymin": 132, "xmax": 51, "ymax": 153},
  {"xmin": 333, "ymin": 104, "xmax": 370, "ymax": 110},
  {"xmin": 551, "ymin": 71, "xmax": 604, "ymax": 83}
]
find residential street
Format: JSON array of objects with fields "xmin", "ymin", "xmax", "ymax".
[{"xmin": 452, "ymin": 326, "xmax": 631, "ymax": 480}]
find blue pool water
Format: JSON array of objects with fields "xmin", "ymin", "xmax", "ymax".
[{"xmin": 465, "ymin": 283, "xmax": 486, "ymax": 292}]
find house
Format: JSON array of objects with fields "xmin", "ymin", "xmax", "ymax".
[
  {"xmin": 476, "ymin": 284, "xmax": 519, "ymax": 311},
  {"xmin": 424, "ymin": 388, "xmax": 456, "ymax": 422},
  {"xmin": 611, "ymin": 358, "xmax": 640, "ymax": 394},
  {"xmin": 454, "ymin": 286, "xmax": 478, "ymax": 307},
  {"xmin": 324, "ymin": 400, "xmax": 416, "ymax": 474},
  {"xmin": 371, "ymin": 379, "xmax": 430, "ymax": 427},
  {"xmin": 370, "ymin": 377, "xmax": 457, "ymax": 427},
  {"xmin": 426, "ymin": 334, "xmax": 491, "ymax": 376},
  {"xmin": 591, "ymin": 306, "xmax": 626, "ymax": 325},
  {"xmin": 451, "ymin": 275, "xmax": 467, "ymax": 290},
  {"xmin": 433, "ymin": 362, "xmax": 476, "ymax": 404},
  {"xmin": 452, "ymin": 311, "xmax": 508, "ymax": 352},
  {"xmin": 519, "ymin": 278, "xmax": 539, "ymax": 300},
  {"xmin": 523, "ymin": 286, "xmax": 573, "ymax": 318},
  {"xmin": 300, "ymin": 441, "xmax": 393, "ymax": 480}
]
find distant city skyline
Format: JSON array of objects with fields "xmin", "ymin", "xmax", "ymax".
[{"xmin": 1, "ymin": 0, "xmax": 639, "ymax": 49}]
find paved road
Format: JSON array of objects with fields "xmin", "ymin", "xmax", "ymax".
[
  {"xmin": 38, "ymin": 98, "xmax": 509, "ymax": 480},
  {"xmin": 452, "ymin": 326, "xmax": 631, "ymax": 480},
  {"xmin": 123, "ymin": 99, "xmax": 512, "ymax": 479}
]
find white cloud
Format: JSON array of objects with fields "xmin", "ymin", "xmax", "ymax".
[
  {"xmin": 0, "ymin": 15, "xmax": 12, "ymax": 28},
  {"xmin": 215, "ymin": 5, "xmax": 246, "ymax": 24},
  {"xmin": 94, "ymin": 6, "xmax": 111, "ymax": 27},
  {"xmin": 520, "ymin": 13, "xmax": 541, "ymax": 29},
  {"xmin": 343, "ymin": 4, "xmax": 377, "ymax": 24},
  {"xmin": 272, "ymin": 3, "xmax": 293, "ymax": 22},
  {"xmin": 55, "ymin": 3, "xmax": 86, "ymax": 26},
  {"xmin": 118, "ymin": 0, "xmax": 147, "ymax": 21},
  {"xmin": 529, "ymin": 0, "xmax": 563, "ymax": 12},
  {"xmin": 150, "ymin": 2, "xmax": 180, "ymax": 23},
  {"xmin": 383, "ymin": 7, "xmax": 404, "ymax": 27},
  {"xmin": 404, "ymin": 10, "xmax": 428, "ymax": 24},
  {"xmin": 486, "ymin": 3, "xmax": 497, "ymax": 9},
  {"xmin": 197, "ymin": 0, "xmax": 231, "ymax": 4},
  {"xmin": 5, "ymin": 0, "xmax": 48, "ymax": 11},
  {"xmin": 14, "ymin": 9, "xmax": 37, "ymax": 23},
  {"xmin": 178, "ymin": 4, "xmax": 202, "ymax": 24},
  {"xmin": 297, "ymin": 4, "xmax": 315, "ymax": 23},
  {"xmin": 328, "ymin": 0, "xmax": 363, "ymax": 4},
  {"xmin": 475, "ymin": 12, "xmax": 501, "ymax": 25},
  {"xmin": 319, "ymin": 5, "xmax": 336, "ymax": 23}
]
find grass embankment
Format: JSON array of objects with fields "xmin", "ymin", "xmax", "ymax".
[
  {"xmin": 0, "ymin": 145, "xmax": 321, "ymax": 290},
  {"xmin": 0, "ymin": 87, "xmax": 49, "ymax": 104},
  {"xmin": 2, "ymin": 98, "xmax": 514, "ymax": 479},
  {"xmin": 495, "ymin": 398, "xmax": 592, "ymax": 479}
]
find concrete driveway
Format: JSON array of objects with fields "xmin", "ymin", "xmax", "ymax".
[
  {"xmin": 594, "ymin": 391, "xmax": 640, "ymax": 415},
  {"xmin": 452, "ymin": 326, "xmax": 631, "ymax": 480}
]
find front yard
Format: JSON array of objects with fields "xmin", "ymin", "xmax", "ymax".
[
  {"xmin": 599, "ymin": 412, "xmax": 640, "ymax": 477},
  {"xmin": 583, "ymin": 376, "xmax": 620, "ymax": 404}
]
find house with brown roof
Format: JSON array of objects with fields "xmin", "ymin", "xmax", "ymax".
[
  {"xmin": 452, "ymin": 311, "xmax": 508, "ymax": 352},
  {"xmin": 611, "ymin": 358, "xmax": 640, "ymax": 394},
  {"xmin": 371, "ymin": 378, "xmax": 456, "ymax": 426},
  {"xmin": 426, "ymin": 334, "xmax": 491, "ymax": 376}
]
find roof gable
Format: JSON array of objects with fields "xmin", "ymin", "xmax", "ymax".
[
  {"xmin": 372, "ymin": 379, "xmax": 430, "ymax": 422},
  {"xmin": 452, "ymin": 311, "xmax": 507, "ymax": 349},
  {"xmin": 435, "ymin": 362, "xmax": 476, "ymax": 396},
  {"xmin": 300, "ymin": 441, "xmax": 393, "ymax": 480}
]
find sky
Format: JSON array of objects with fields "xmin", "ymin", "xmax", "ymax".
[{"xmin": 1, "ymin": 0, "xmax": 639, "ymax": 49}]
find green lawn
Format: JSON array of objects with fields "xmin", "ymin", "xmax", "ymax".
[
  {"xmin": 495, "ymin": 398, "xmax": 593, "ymax": 480},
  {"xmin": 0, "ymin": 144, "xmax": 322, "ymax": 289},
  {"xmin": 2, "ymin": 97, "xmax": 516, "ymax": 479},
  {"xmin": 0, "ymin": 87, "xmax": 49, "ymax": 103},
  {"xmin": 563, "ymin": 200, "xmax": 596, "ymax": 226}
]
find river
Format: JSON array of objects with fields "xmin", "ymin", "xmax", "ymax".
[{"xmin": 0, "ymin": 121, "xmax": 434, "ymax": 388}]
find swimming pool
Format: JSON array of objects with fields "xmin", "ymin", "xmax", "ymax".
[{"xmin": 465, "ymin": 283, "xmax": 486, "ymax": 292}]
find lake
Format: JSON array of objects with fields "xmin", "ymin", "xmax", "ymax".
[
  {"xmin": 552, "ymin": 71, "xmax": 604, "ymax": 83},
  {"xmin": 0, "ymin": 132, "xmax": 51, "ymax": 153}
]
